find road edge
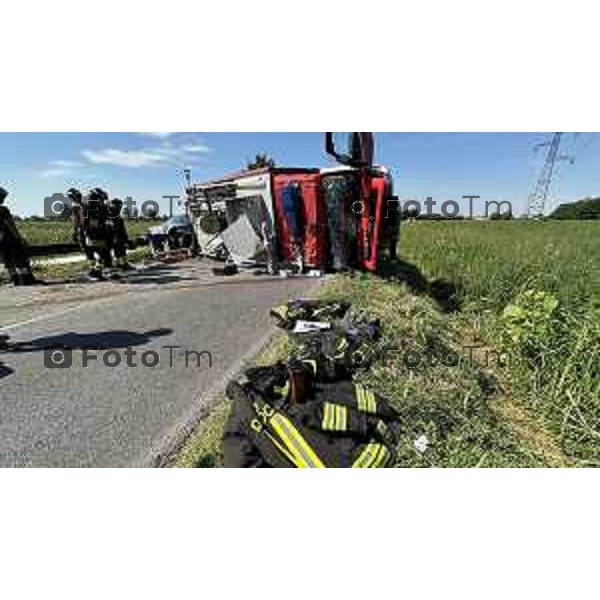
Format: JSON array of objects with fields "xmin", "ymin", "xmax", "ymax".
[{"xmin": 141, "ymin": 277, "xmax": 327, "ymax": 468}]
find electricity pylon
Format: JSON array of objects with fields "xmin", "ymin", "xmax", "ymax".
[
  {"xmin": 527, "ymin": 132, "xmax": 572, "ymax": 218},
  {"xmin": 527, "ymin": 133, "xmax": 563, "ymax": 217}
]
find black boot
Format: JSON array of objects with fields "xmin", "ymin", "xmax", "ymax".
[
  {"xmin": 87, "ymin": 268, "xmax": 104, "ymax": 281},
  {"xmin": 12, "ymin": 267, "xmax": 42, "ymax": 286},
  {"xmin": 22, "ymin": 273, "xmax": 44, "ymax": 286}
]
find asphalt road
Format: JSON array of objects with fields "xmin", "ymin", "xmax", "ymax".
[{"xmin": 0, "ymin": 261, "xmax": 320, "ymax": 467}]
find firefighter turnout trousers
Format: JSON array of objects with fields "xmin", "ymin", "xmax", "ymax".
[{"xmin": 224, "ymin": 377, "xmax": 398, "ymax": 468}]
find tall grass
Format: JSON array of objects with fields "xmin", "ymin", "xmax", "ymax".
[
  {"xmin": 401, "ymin": 221, "xmax": 600, "ymax": 311},
  {"xmin": 17, "ymin": 219, "xmax": 155, "ymax": 246},
  {"xmin": 401, "ymin": 220, "xmax": 600, "ymax": 464},
  {"xmin": 320, "ymin": 275, "xmax": 539, "ymax": 467}
]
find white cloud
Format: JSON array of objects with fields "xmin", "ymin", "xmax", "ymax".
[
  {"xmin": 138, "ymin": 132, "xmax": 177, "ymax": 139},
  {"xmin": 39, "ymin": 167, "xmax": 70, "ymax": 179},
  {"xmin": 37, "ymin": 135, "xmax": 210, "ymax": 179},
  {"xmin": 38, "ymin": 167, "xmax": 98, "ymax": 181},
  {"xmin": 39, "ymin": 159, "xmax": 84, "ymax": 178},
  {"xmin": 182, "ymin": 143, "xmax": 211, "ymax": 154},
  {"xmin": 50, "ymin": 159, "xmax": 83, "ymax": 168},
  {"xmin": 83, "ymin": 148, "xmax": 170, "ymax": 168},
  {"xmin": 82, "ymin": 139, "xmax": 212, "ymax": 168}
]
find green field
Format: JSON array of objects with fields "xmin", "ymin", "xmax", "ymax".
[
  {"xmin": 401, "ymin": 220, "xmax": 600, "ymax": 312},
  {"xmin": 0, "ymin": 219, "xmax": 155, "ymax": 280},
  {"xmin": 16, "ymin": 219, "xmax": 155, "ymax": 246},
  {"xmin": 399, "ymin": 220, "xmax": 600, "ymax": 465},
  {"xmin": 178, "ymin": 220, "xmax": 600, "ymax": 468}
]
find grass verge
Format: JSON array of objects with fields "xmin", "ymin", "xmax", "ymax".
[
  {"xmin": 174, "ymin": 334, "xmax": 291, "ymax": 468},
  {"xmin": 175, "ymin": 260, "xmax": 574, "ymax": 468}
]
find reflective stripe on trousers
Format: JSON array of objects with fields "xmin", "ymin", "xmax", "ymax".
[
  {"xmin": 352, "ymin": 442, "xmax": 390, "ymax": 468},
  {"xmin": 270, "ymin": 413, "xmax": 326, "ymax": 468},
  {"xmin": 355, "ymin": 385, "xmax": 377, "ymax": 414},
  {"xmin": 322, "ymin": 402, "xmax": 348, "ymax": 432}
]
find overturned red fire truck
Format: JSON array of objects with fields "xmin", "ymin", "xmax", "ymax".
[{"xmin": 186, "ymin": 133, "xmax": 399, "ymax": 273}]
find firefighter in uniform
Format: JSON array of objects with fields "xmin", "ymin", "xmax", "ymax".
[
  {"xmin": 108, "ymin": 198, "xmax": 133, "ymax": 270},
  {"xmin": 0, "ymin": 187, "xmax": 38, "ymax": 286},
  {"xmin": 83, "ymin": 188, "xmax": 112, "ymax": 280},
  {"xmin": 67, "ymin": 188, "xmax": 86, "ymax": 249}
]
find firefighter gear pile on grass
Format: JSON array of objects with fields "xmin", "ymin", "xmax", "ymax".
[{"xmin": 223, "ymin": 300, "xmax": 399, "ymax": 468}]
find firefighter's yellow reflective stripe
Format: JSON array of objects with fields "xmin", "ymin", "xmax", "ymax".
[
  {"xmin": 353, "ymin": 443, "xmax": 389, "ymax": 468},
  {"xmin": 352, "ymin": 443, "xmax": 378, "ymax": 468},
  {"xmin": 270, "ymin": 413, "xmax": 326, "ymax": 468},
  {"xmin": 336, "ymin": 404, "xmax": 348, "ymax": 431},
  {"xmin": 365, "ymin": 389, "xmax": 377, "ymax": 413},
  {"xmin": 356, "ymin": 385, "xmax": 377, "ymax": 414},
  {"xmin": 322, "ymin": 403, "xmax": 348, "ymax": 432},
  {"xmin": 352, "ymin": 442, "xmax": 390, "ymax": 468},
  {"xmin": 356, "ymin": 385, "xmax": 368, "ymax": 412},
  {"xmin": 322, "ymin": 403, "xmax": 334, "ymax": 430},
  {"xmin": 274, "ymin": 381, "xmax": 290, "ymax": 399},
  {"xmin": 272, "ymin": 305, "xmax": 289, "ymax": 321},
  {"xmin": 376, "ymin": 420, "xmax": 391, "ymax": 441},
  {"xmin": 251, "ymin": 404, "xmax": 298, "ymax": 465},
  {"xmin": 334, "ymin": 337, "xmax": 349, "ymax": 359},
  {"xmin": 356, "ymin": 386, "xmax": 365, "ymax": 411},
  {"xmin": 372, "ymin": 444, "xmax": 389, "ymax": 468},
  {"xmin": 263, "ymin": 428, "xmax": 298, "ymax": 465}
]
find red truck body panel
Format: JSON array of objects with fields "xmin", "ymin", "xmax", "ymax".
[
  {"xmin": 358, "ymin": 172, "xmax": 387, "ymax": 272},
  {"xmin": 272, "ymin": 170, "xmax": 326, "ymax": 268}
]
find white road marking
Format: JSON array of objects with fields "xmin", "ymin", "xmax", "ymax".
[
  {"xmin": 0, "ymin": 272, "xmax": 326, "ymax": 334},
  {"xmin": 0, "ymin": 293, "xmax": 133, "ymax": 333},
  {"xmin": 0, "ymin": 303, "xmax": 93, "ymax": 333}
]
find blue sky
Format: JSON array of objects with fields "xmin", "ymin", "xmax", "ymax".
[{"xmin": 0, "ymin": 132, "xmax": 598, "ymax": 216}]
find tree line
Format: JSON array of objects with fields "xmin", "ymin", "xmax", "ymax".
[{"xmin": 549, "ymin": 197, "xmax": 600, "ymax": 220}]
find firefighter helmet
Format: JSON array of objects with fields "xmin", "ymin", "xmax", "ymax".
[
  {"xmin": 88, "ymin": 188, "xmax": 109, "ymax": 203},
  {"xmin": 108, "ymin": 197, "xmax": 124, "ymax": 217},
  {"xmin": 67, "ymin": 188, "xmax": 83, "ymax": 203}
]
